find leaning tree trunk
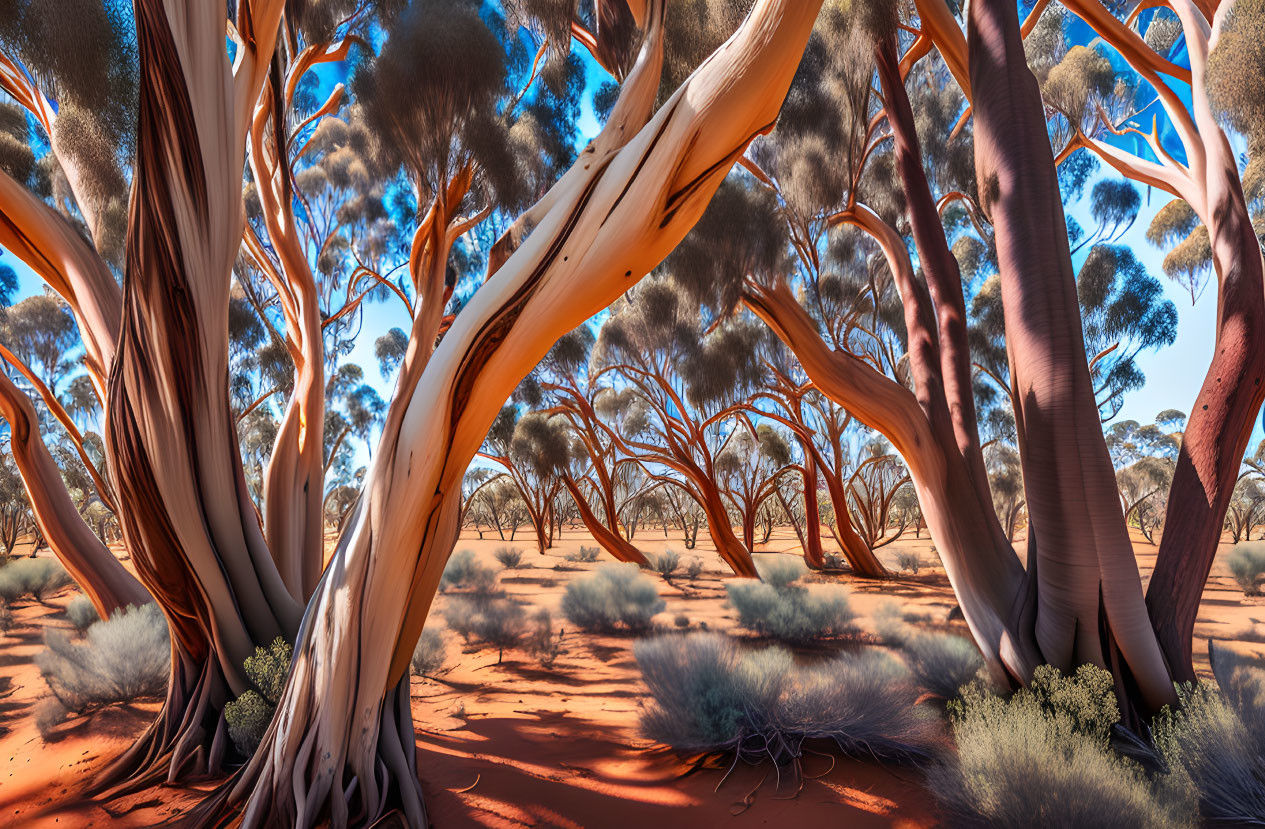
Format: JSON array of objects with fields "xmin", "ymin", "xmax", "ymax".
[
  {"xmin": 562, "ymin": 477, "xmax": 649, "ymax": 565},
  {"xmin": 968, "ymin": 0, "xmax": 1174, "ymax": 711},
  {"xmin": 1142, "ymin": 1, "xmax": 1265, "ymax": 683},
  {"xmin": 100, "ymin": 0, "xmax": 300, "ymax": 788},
  {"xmin": 696, "ymin": 483, "xmax": 758, "ymax": 578},
  {"xmin": 199, "ymin": 3, "xmax": 823, "ymax": 825},
  {"xmin": 0, "ymin": 371, "xmax": 150, "ymax": 618},
  {"xmin": 816, "ymin": 464, "xmax": 887, "ymax": 577}
]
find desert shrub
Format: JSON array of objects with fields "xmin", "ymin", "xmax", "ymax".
[
  {"xmin": 0, "ymin": 601, "xmax": 11, "ymax": 634},
  {"xmin": 411, "ymin": 627, "xmax": 447, "ymax": 676},
  {"xmin": 822, "ymin": 552, "xmax": 846, "ymax": 570},
  {"xmin": 561, "ymin": 563, "xmax": 665, "ymax": 633},
  {"xmin": 443, "ymin": 595, "xmax": 525, "ymax": 661},
  {"xmin": 440, "ymin": 549, "xmax": 498, "ymax": 593},
  {"xmin": 524, "ymin": 608, "xmax": 562, "ymax": 666},
  {"xmin": 636, "ymin": 633, "xmax": 940, "ymax": 766},
  {"xmin": 65, "ymin": 595, "xmax": 100, "ymax": 634},
  {"xmin": 726, "ymin": 558, "xmax": 854, "ymax": 644},
  {"xmin": 649, "ymin": 550, "xmax": 681, "ymax": 579},
  {"xmin": 928, "ymin": 664, "xmax": 1196, "ymax": 828},
  {"xmin": 36, "ymin": 603, "xmax": 169, "ymax": 713},
  {"xmin": 873, "ymin": 600, "xmax": 911, "ymax": 645},
  {"xmin": 902, "ymin": 633, "xmax": 983, "ymax": 699},
  {"xmin": 1154, "ymin": 645, "xmax": 1265, "ymax": 823},
  {"xmin": 565, "ymin": 546, "xmax": 601, "ymax": 563},
  {"xmin": 35, "ymin": 697, "xmax": 68, "ymax": 739},
  {"xmin": 224, "ymin": 637, "xmax": 292, "ymax": 756},
  {"xmin": 896, "ymin": 551, "xmax": 923, "ymax": 574},
  {"xmin": 494, "ymin": 546, "xmax": 525, "ymax": 569},
  {"xmin": 0, "ymin": 558, "xmax": 73, "ymax": 603},
  {"xmin": 684, "ymin": 557, "xmax": 704, "ymax": 579},
  {"xmin": 1228, "ymin": 542, "xmax": 1265, "ymax": 595},
  {"xmin": 673, "ymin": 612, "xmax": 690, "ymax": 628}
]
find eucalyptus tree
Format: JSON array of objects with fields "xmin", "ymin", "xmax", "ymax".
[
  {"xmin": 714, "ymin": 422, "xmax": 796, "ymax": 552},
  {"xmin": 0, "ymin": 0, "xmax": 829, "ymax": 823},
  {"xmin": 592, "ymin": 279, "xmax": 765, "ymax": 577},
  {"xmin": 478, "ymin": 405, "xmax": 570, "ymax": 553}
]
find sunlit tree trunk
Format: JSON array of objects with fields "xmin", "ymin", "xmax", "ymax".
[
  {"xmin": 562, "ymin": 476, "xmax": 649, "ymax": 564},
  {"xmin": 101, "ymin": 0, "xmax": 301, "ymax": 788},
  {"xmin": 201, "ymin": 2, "xmax": 823, "ymax": 824}
]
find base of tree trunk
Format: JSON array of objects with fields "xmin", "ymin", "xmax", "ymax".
[
  {"xmin": 193, "ymin": 678, "xmax": 422, "ymax": 829},
  {"xmin": 97, "ymin": 650, "xmax": 232, "ymax": 794}
]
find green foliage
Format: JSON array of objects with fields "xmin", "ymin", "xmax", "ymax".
[
  {"xmin": 930, "ymin": 664, "xmax": 1196, "ymax": 828},
  {"xmin": 0, "ymin": 558, "xmax": 74, "ymax": 603},
  {"xmin": 440, "ymin": 550, "xmax": 499, "ymax": 593},
  {"xmin": 411, "ymin": 627, "xmax": 447, "ymax": 677},
  {"xmin": 565, "ymin": 546, "xmax": 601, "ymax": 563},
  {"xmin": 561, "ymin": 563, "xmax": 665, "ymax": 633},
  {"xmin": 1207, "ymin": 0, "xmax": 1265, "ymax": 147},
  {"xmin": 636, "ymin": 633, "xmax": 940, "ymax": 765},
  {"xmin": 65, "ymin": 594, "xmax": 99, "ymax": 633},
  {"xmin": 1228, "ymin": 542, "xmax": 1265, "ymax": 595},
  {"xmin": 36, "ymin": 603, "xmax": 169, "ymax": 713},
  {"xmin": 494, "ymin": 546, "xmax": 525, "ymax": 569},
  {"xmin": 224, "ymin": 637, "xmax": 293, "ymax": 757},
  {"xmin": 902, "ymin": 633, "xmax": 983, "ymax": 699},
  {"xmin": 726, "ymin": 558, "xmax": 854, "ymax": 644}
]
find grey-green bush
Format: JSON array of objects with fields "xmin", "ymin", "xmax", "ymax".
[
  {"xmin": 902, "ymin": 633, "xmax": 983, "ymax": 699},
  {"xmin": 65, "ymin": 594, "xmax": 99, "ymax": 634},
  {"xmin": 636, "ymin": 632, "xmax": 940, "ymax": 766},
  {"xmin": 524, "ymin": 608, "xmax": 562, "ymax": 666},
  {"xmin": 684, "ymin": 556, "xmax": 704, "ymax": 579},
  {"xmin": 224, "ymin": 637, "xmax": 293, "ymax": 756},
  {"xmin": 442, "ymin": 595, "xmax": 525, "ymax": 661},
  {"xmin": 928, "ymin": 664, "xmax": 1197, "ymax": 828},
  {"xmin": 649, "ymin": 550, "xmax": 681, "ymax": 579},
  {"xmin": 440, "ymin": 549, "xmax": 498, "ymax": 593},
  {"xmin": 561, "ymin": 563, "xmax": 665, "ymax": 633},
  {"xmin": 494, "ymin": 546, "xmax": 525, "ymax": 569},
  {"xmin": 1154, "ymin": 644, "xmax": 1265, "ymax": 823},
  {"xmin": 36, "ymin": 603, "xmax": 169, "ymax": 713},
  {"xmin": 34, "ymin": 697, "xmax": 68, "ymax": 740},
  {"xmin": 873, "ymin": 600, "xmax": 911, "ymax": 645},
  {"xmin": 896, "ymin": 551, "xmax": 923, "ymax": 574},
  {"xmin": 0, "ymin": 558, "xmax": 73, "ymax": 603},
  {"xmin": 0, "ymin": 601, "xmax": 11, "ymax": 634},
  {"xmin": 1228, "ymin": 542, "xmax": 1265, "ymax": 595},
  {"xmin": 726, "ymin": 558, "xmax": 854, "ymax": 644},
  {"xmin": 411, "ymin": 627, "xmax": 447, "ymax": 676},
  {"xmin": 565, "ymin": 546, "xmax": 601, "ymax": 563}
]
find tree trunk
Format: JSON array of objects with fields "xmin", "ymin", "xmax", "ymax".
[
  {"xmin": 698, "ymin": 485, "xmax": 758, "ymax": 578},
  {"xmin": 1143, "ymin": 4, "xmax": 1265, "ymax": 682},
  {"xmin": 802, "ymin": 462, "xmax": 825, "ymax": 569},
  {"xmin": 562, "ymin": 477, "xmax": 649, "ymax": 565},
  {"xmin": 199, "ymin": 3, "xmax": 823, "ymax": 822},
  {"xmin": 102, "ymin": 0, "xmax": 299, "ymax": 787},
  {"xmin": 968, "ymin": 0, "xmax": 1173, "ymax": 710}
]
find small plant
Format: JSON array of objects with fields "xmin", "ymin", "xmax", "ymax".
[
  {"xmin": 1228, "ymin": 542, "xmax": 1265, "ymax": 596},
  {"xmin": 442, "ymin": 595, "xmax": 525, "ymax": 662},
  {"xmin": 562, "ymin": 563, "xmax": 665, "ymax": 633},
  {"xmin": 928, "ymin": 664, "xmax": 1196, "ymax": 828},
  {"xmin": 673, "ymin": 612, "xmax": 690, "ymax": 629},
  {"xmin": 896, "ymin": 551, "xmax": 924, "ymax": 575},
  {"xmin": 902, "ymin": 633, "xmax": 983, "ymax": 699},
  {"xmin": 65, "ymin": 595, "xmax": 100, "ymax": 634},
  {"xmin": 0, "ymin": 558, "xmax": 73, "ymax": 603},
  {"xmin": 684, "ymin": 557, "xmax": 704, "ymax": 580},
  {"xmin": 565, "ymin": 546, "xmax": 601, "ymax": 563},
  {"xmin": 649, "ymin": 550, "xmax": 681, "ymax": 580},
  {"xmin": 494, "ymin": 546, "xmax": 525, "ymax": 569},
  {"xmin": 524, "ymin": 608, "xmax": 563, "ymax": 667},
  {"xmin": 636, "ymin": 633, "xmax": 940, "ymax": 767},
  {"xmin": 411, "ymin": 626, "xmax": 447, "ymax": 677},
  {"xmin": 0, "ymin": 600, "xmax": 12, "ymax": 634},
  {"xmin": 224, "ymin": 637, "xmax": 293, "ymax": 756},
  {"xmin": 440, "ymin": 550, "xmax": 498, "ymax": 594},
  {"xmin": 726, "ymin": 558, "xmax": 854, "ymax": 644},
  {"xmin": 36, "ymin": 603, "xmax": 170, "ymax": 714}
]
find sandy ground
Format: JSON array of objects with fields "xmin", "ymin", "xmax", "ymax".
[{"xmin": 0, "ymin": 524, "xmax": 1259, "ymax": 827}]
